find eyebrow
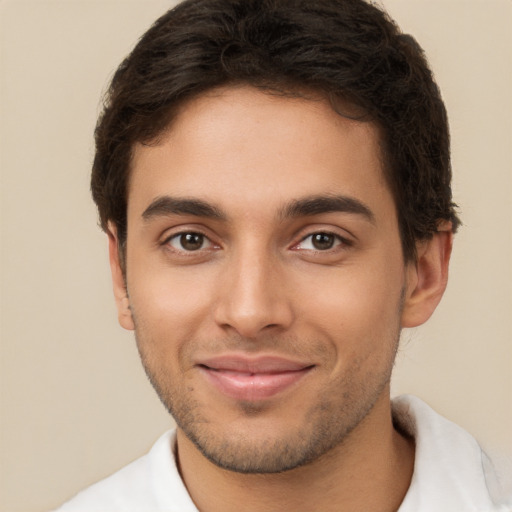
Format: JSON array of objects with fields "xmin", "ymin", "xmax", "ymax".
[
  {"xmin": 142, "ymin": 196, "xmax": 226, "ymax": 221},
  {"xmin": 141, "ymin": 193, "xmax": 375, "ymax": 224},
  {"xmin": 280, "ymin": 194, "xmax": 375, "ymax": 223}
]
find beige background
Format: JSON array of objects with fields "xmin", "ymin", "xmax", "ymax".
[{"xmin": 0, "ymin": 0, "xmax": 510, "ymax": 510}]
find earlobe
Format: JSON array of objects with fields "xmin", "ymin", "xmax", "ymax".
[
  {"xmin": 401, "ymin": 222, "xmax": 453, "ymax": 328},
  {"xmin": 107, "ymin": 223, "xmax": 135, "ymax": 331}
]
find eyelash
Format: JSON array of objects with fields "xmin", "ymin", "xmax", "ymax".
[
  {"xmin": 293, "ymin": 231, "xmax": 352, "ymax": 252},
  {"xmin": 162, "ymin": 231, "xmax": 217, "ymax": 253},
  {"xmin": 161, "ymin": 229, "xmax": 351, "ymax": 255}
]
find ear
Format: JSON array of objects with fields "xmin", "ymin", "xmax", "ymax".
[
  {"xmin": 107, "ymin": 222, "xmax": 135, "ymax": 331},
  {"xmin": 401, "ymin": 222, "xmax": 453, "ymax": 328}
]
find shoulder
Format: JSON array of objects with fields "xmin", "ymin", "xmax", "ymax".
[
  {"xmin": 393, "ymin": 395, "xmax": 512, "ymax": 512},
  {"xmin": 54, "ymin": 429, "xmax": 197, "ymax": 512}
]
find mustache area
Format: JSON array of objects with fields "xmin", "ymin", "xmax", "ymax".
[{"xmin": 178, "ymin": 333, "xmax": 334, "ymax": 369}]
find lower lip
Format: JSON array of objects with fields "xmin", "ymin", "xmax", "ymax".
[{"xmin": 199, "ymin": 366, "xmax": 312, "ymax": 401}]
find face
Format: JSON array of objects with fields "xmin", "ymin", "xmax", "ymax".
[{"xmin": 113, "ymin": 86, "xmax": 422, "ymax": 473}]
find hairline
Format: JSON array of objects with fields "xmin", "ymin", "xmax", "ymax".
[{"xmin": 114, "ymin": 83, "xmax": 415, "ymax": 275}]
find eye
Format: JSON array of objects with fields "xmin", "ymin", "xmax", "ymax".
[
  {"xmin": 296, "ymin": 232, "xmax": 345, "ymax": 251},
  {"xmin": 166, "ymin": 232, "xmax": 213, "ymax": 252}
]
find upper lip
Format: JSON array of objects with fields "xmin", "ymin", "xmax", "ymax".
[{"xmin": 197, "ymin": 354, "xmax": 313, "ymax": 373}]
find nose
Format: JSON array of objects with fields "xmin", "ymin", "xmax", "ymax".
[{"xmin": 213, "ymin": 250, "xmax": 294, "ymax": 338}]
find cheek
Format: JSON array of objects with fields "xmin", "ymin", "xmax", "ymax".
[
  {"xmin": 295, "ymin": 259, "xmax": 404, "ymax": 348},
  {"xmin": 127, "ymin": 264, "xmax": 218, "ymax": 338},
  {"xmin": 127, "ymin": 269, "xmax": 218, "ymax": 381}
]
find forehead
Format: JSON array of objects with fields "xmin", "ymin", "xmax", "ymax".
[{"xmin": 128, "ymin": 86, "xmax": 392, "ymax": 220}]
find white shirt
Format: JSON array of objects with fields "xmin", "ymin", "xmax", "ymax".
[{"xmin": 55, "ymin": 395, "xmax": 511, "ymax": 512}]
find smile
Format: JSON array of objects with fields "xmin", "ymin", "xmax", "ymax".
[{"xmin": 197, "ymin": 355, "xmax": 315, "ymax": 401}]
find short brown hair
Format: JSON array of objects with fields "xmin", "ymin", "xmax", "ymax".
[{"xmin": 91, "ymin": 0, "xmax": 460, "ymax": 262}]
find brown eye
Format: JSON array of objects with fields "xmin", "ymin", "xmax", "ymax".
[
  {"xmin": 292, "ymin": 230, "xmax": 353, "ymax": 261},
  {"xmin": 311, "ymin": 233, "xmax": 336, "ymax": 250},
  {"xmin": 167, "ymin": 232, "xmax": 210, "ymax": 251},
  {"xmin": 181, "ymin": 233, "xmax": 204, "ymax": 250}
]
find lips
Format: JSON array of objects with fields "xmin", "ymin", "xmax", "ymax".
[{"xmin": 197, "ymin": 355, "xmax": 314, "ymax": 401}]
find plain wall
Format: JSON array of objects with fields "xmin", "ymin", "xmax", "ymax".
[{"xmin": 0, "ymin": 0, "xmax": 510, "ymax": 510}]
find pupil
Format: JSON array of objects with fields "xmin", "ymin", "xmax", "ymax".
[
  {"xmin": 181, "ymin": 233, "xmax": 203, "ymax": 250},
  {"xmin": 312, "ymin": 233, "xmax": 334, "ymax": 250}
]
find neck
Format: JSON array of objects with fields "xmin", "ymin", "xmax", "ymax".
[{"xmin": 176, "ymin": 392, "xmax": 414, "ymax": 512}]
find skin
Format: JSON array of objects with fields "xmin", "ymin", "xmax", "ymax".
[{"xmin": 109, "ymin": 86, "xmax": 452, "ymax": 512}]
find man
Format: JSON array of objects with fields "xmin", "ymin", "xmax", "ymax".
[{"xmin": 56, "ymin": 0, "xmax": 510, "ymax": 511}]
